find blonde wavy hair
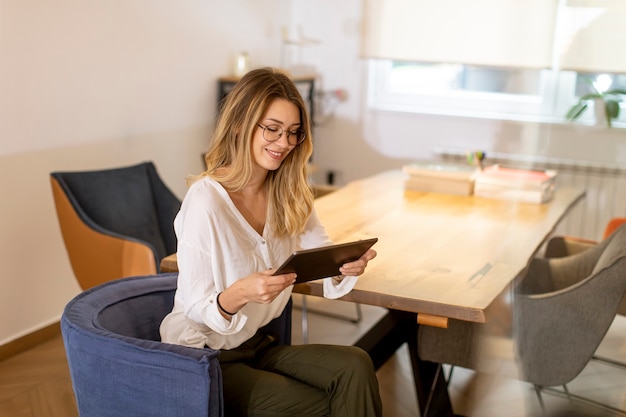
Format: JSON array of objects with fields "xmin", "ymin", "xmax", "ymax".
[{"xmin": 196, "ymin": 67, "xmax": 314, "ymax": 237}]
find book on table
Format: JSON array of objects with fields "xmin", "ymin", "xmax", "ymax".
[
  {"xmin": 473, "ymin": 165, "xmax": 558, "ymax": 204},
  {"xmin": 402, "ymin": 161, "xmax": 478, "ymax": 196}
]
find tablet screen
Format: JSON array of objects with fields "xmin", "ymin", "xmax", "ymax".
[{"xmin": 273, "ymin": 238, "xmax": 378, "ymax": 283}]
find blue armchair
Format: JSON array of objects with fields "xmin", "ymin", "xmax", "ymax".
[{"xmin": 61, "ymin": 273, "xmax": 292, "ymax": 417}]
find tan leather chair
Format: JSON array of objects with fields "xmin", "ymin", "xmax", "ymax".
[{"xmin": 51, "ymin": 162, "xmax": 180, "ymax": 290}]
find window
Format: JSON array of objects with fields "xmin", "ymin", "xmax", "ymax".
[
  {"xmin": 574, "ymin": 73, "xmax": 626, "ymax": 97},
  {"xmin": 368, "ymin": 61, "xmax": 626, "ymax": 126},
  {"xmin": 364, "ymin": 0, "xmax": 626, "ymax": 127}
]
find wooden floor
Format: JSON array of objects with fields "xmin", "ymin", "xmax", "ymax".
[
  {"xmin": 294, "ymin": 296, "xmax": 626, "ymax": 417},
  {"xmin": 1, "ymin": 295, "xmax": 625, "ymax": 417},
  {"xmin": 0, "ymin": 334, "xmax": 77, "ymax": 417}
]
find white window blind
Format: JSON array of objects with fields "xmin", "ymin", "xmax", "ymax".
[
  {"xmin": 361, "ymin": 0, "xmax": 559, "ymax": 69},
  {"xmin": 558, "ymin": 0, "xmax": 626, "ymax": 73}
]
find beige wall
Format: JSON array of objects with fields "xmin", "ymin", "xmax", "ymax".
[
  {"xmin": 0, "ymin": 0, "xmax": 290, "ymax": 344},
  {"xmin": 3, "ymin": 0, "xmax": 626, "ymax": 345}
]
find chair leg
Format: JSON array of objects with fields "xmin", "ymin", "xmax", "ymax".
[
  {"xmin": 300, "ymin": 296, "xmax": 363, "ymax": 323},
  {"xmin": 355, "ymin": 303, "xmax": 363, "ymax": 322},
  {"xmin": 540, "ymin": 385, "xmax": 626, "ymax": 416},
  {"xmin": 592, "ymin": 354, "xmax": 626, "ymax": 369},
  {"xmin": 533, "ymin": 385, "xmax": 546, "ymax": 416},
  {"xmin": 297, "ymin": 294, "xmax": 366, "ymax": 345},
  {"xmin": 446, "ymin": 365, "xmax": 455, "ymax": 387},
  {"xmin": 298, "ymin": 295, "xmax": 364, "ymax": 345},
  {"xmin": 562, "ymin": 384, "xmax": 572, "ymax": 403},
  {"xmin": 301, "ymin": 296, "xmax": 309, "ymax": 344}
]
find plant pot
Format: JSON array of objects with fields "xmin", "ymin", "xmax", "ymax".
[{"xmin": 594, "ymin": 98, "xmax": 608, "ymax": 127}]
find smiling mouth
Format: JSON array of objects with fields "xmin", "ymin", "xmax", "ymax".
[{"xmin": 266, "ymin": 148, "xmax": 284, "ymax": 159}]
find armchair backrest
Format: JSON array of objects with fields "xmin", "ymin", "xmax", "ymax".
[
  {"xmin": 52, "ymin": 161, "xmax": 179, "ymax": 259},
  {"xmin": 51, "ymin": 162, "xmax": 181, "ymax": 289},
  {"xmin": 514, "ymin": 223, "xmax": 626, "ymax": 387}
]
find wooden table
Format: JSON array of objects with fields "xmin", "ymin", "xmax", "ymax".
[{"xmin": 160, "ymin": 169, "xmax": 585, "ymax": 416}]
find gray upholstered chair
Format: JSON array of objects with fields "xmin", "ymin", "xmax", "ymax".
[
  {"xmin": 61, "ymin": 273, "xmax": 292, "ymax": 417},
  {"xmin": 418, "ymin": 223, "xmax": 626, "ymax": 416},
  {"xmin": 544, "ymin": 217, "xmax": 626, "ymax": 317},
  {"xmin": 50, "ymin": 161, "xmax": 181, "ymax": 290},
  {"xmin": 543, "ymin": 218, "xmax": 626, "ymax": 370}
]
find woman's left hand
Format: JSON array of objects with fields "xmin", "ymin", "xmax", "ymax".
[{"xmin": 338, "ymin": 248, "xmax": 377, "ymax": 277}]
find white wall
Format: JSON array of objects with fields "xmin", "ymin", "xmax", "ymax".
[
  {"xmin": 0, "ymin": 0, "xmax": 290, "ymax": 344},
  {"xmin": 288, "ymin": 0, "xmax": 626, "ymax": 188},
  {"xmin": 2, "ymin": 0, "xmax": 626, "ymax": 345}
]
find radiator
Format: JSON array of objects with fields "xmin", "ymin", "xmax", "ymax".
[{"xmin": 434, "ymin": 149, "xmax": 626, "ymax": 241}]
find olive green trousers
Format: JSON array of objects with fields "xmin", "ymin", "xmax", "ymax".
[{"xmin": 219, "ymin": 334, "xmax": 382, "ymax": 417}]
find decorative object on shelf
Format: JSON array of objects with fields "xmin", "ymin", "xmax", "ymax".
[
  {"xmin": 280, "ymin": 26, "xmax": 320, "ymax": 74},
  {"xmin": 232, "ymin": 52, "xmax": 250, "ymax": 77},
  {"xmin": 466, "ymin": 150, "xmax": 486, "ymax": 170},
  {"xmin": 566, "ymin": 76, "xmax": 626, "ymax": 128},
  {"xmin": 313, "ymin": 88, "xmax": 348, "ymax": 125},
  {"xmin": 217, "ymin": 75, "xmax": 316, "ymax": 124}
]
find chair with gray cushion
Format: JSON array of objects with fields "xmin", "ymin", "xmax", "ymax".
[
  {"xmin": 418, "ymin": 223, "xmax": 626, "ymax": 416},
  {"xmin": 61, "ymin": 273, "xmax": 292, "ymax": 417},
  {"xmin": 544, "ymin": 217, "xmax": 626, "ymax": 318},
  {"xmin": 514, "ymin": 223, "xmax": 626, "ymax": 414},
  {"xmin": 543, "ymin": 218, "xmax": 626, "ymax": 371},
  {"xmin": 51, "ymin": 161, "xmax": 181, "ymax": 290}
]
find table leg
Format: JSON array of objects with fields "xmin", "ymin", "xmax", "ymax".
[
  {"xmin": 354, "ymin": 310, "xmax": 459, "ymax": 417},
  {"xmin": 407, "ymin": 327, "xmax": 457, "ymax": 417},
  {"xmin": 353, "ymin": 309, "xmax": 408, "ymax": 370}
]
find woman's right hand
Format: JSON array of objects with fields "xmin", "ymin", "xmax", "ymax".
[
  {"xmin": 241, "ymin": 269, "xmax": 297, "ymax": 303},
  {"xmin": 218, "ymin": 270, "xmax": 296, "ymax": 315}
]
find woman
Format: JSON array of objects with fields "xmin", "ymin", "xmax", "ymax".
[{"xmin": 160, "ymin": 67, "xmax": 382, "ymax": 416}]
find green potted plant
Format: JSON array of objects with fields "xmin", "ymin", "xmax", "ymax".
[{"xmin": 565, "ymin": 76, "xmax": 626, "ymax": 127}]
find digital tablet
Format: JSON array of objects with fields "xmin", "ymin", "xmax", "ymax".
[{"xmin": 273, "ymin": 237, "xmax": 378, "ymax": 283}]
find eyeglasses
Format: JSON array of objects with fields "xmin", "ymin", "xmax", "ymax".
[{"xmin": 256, "ymin": 124, "xmax": 306, "ymax": 146}]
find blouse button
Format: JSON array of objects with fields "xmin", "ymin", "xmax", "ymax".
[{"xmin": 261, "ymin": 240, "xmax": 266, "ymax": 245}]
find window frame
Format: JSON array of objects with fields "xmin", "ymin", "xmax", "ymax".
[{"xmin": 367, "ymin": 60, "xmax": 626, "ymax": 128}]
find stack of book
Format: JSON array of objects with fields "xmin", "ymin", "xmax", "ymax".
[
  {"xmin": 473, "ymin": 165, "xmax": 558, "ymax": 204},
  {"xmin": 402, "ymin": 162, "xmax": 478, "ymax": 196}
]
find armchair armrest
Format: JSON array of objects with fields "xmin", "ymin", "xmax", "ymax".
[
  {"xmin": 62, "ymin": 317, "xmax": 222, "ymax": 417},
  {"xmin": 61, "ymin": 274, "xmax": 224, "ymax": 417}
]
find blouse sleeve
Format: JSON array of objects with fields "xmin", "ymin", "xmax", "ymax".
[
  {"xmin": 175, "ymin": 186, "xmax": 247, "ymax": 335},
  {"xmin": 299, "ymin": 208, "xmax": 358, "ymax": 299}
]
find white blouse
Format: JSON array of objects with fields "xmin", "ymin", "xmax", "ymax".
[{"xmin": 159, "ymin": 176, "xmax": 357, "ymax": 350}]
